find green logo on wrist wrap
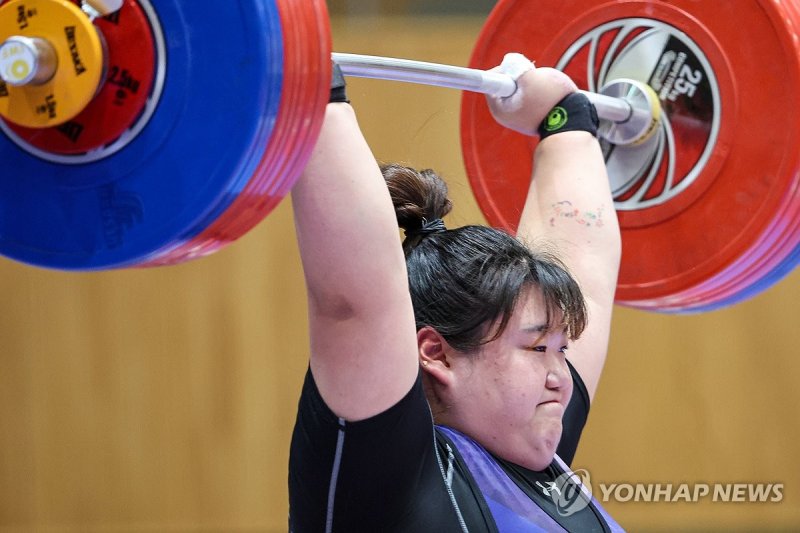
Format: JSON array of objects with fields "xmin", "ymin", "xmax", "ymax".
[{"xmin": 544, "ymin": 106, "xmax": 568, "ymax": 131}]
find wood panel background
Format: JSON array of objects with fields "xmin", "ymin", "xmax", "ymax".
[{"xmin": 1, "ymin": 16, "xmax": 798, "ymax": 532}]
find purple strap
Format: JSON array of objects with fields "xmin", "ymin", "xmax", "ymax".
[{"xmin": 437, "ymin": 426, "xmax": 625, "ymax": 532}]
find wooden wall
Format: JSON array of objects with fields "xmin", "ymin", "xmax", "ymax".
[{"xmin": 1, "ymin": 16, "xmax": 798, "ymax": 532}]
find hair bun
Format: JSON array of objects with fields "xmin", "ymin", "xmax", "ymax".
[{"xmin": 381, "ymin": 164, "xmax": 453, "ymax": 241}]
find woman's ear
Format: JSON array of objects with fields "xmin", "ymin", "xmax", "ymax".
[{"xmin": 417, "ymin": 326, "xmax": 454, "ymax": 386}]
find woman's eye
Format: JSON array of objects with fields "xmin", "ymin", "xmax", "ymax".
[{"xmin": 524, "ymin": 345, "xmax": 568, "ymax": 353}]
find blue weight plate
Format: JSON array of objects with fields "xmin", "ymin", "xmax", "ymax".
[
  {"xmin": 0, "ymin": 0, "xmax": 283, "ymax": 270},
  {"xmin": 146, "ymin": 0, "xmax": 331, "ymax": 266}
]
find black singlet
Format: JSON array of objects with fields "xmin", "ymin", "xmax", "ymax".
[{"xmin": 288, "ymin": 361, "xmax": 606, "ymax": 532}]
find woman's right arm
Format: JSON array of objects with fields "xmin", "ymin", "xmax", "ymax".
[{"xmin": 291, "ymin": 102, "xmax": 419, "ymax": 421}]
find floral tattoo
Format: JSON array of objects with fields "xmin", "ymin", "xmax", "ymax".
[{"xmin": 549, "ymin": 201, "xmax": 605, "ymax": 228}]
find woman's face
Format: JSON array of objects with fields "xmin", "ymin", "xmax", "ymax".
[{"xmin": 446, "ymin": 287, "xmax": 573, "ymax": 471}]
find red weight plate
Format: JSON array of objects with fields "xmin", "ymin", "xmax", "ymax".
[
  {"xmin": 637, "ymin": 0, "xmax": 800, "ymax": 312},
  {"xmin": 462, "ymin": 0, "xmax": 800, "ymax": 310},
  {"xmin": 141, "ymin": 0, "xmax": 331, "ymax": 265},
  {"xmin": 6, "ymin": 0, "xmax": 156, "ymax": 155}
]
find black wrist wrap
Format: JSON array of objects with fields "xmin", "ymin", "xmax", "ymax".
[
  {"xmin": 330, "ymin": 62, "xmax": 349, "ymax": 104},
  {"xmin": 537, "ymin": 92, "xmax": 598, "ymax": 139}
]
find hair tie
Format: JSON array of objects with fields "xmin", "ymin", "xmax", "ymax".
[{"xmin": 406, "ymin": 218, "xmax": 447, "ymax": 240}]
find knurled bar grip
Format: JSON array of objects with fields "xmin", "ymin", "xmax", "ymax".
[{"xmin": 331, "ymin": 52, "xmax": 634, "ymax": 124}]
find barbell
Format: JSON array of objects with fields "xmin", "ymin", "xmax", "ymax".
[{"xmin": 0, "ymin": 0, "xmax": 797, "ymax": 314}]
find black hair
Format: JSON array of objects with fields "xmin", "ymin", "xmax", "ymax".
[{"xmin": 383, "ymin": 163, "xmax": 586, "ymax": 352}]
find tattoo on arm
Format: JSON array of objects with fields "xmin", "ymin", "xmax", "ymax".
[{"xmin": 549, "ymin": 201, "xmax": 605, "ymax": 228}]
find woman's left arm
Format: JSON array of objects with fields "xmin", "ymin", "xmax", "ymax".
[
  {"xmin": 485, "ymin": 61, "xmax": 621, "ymax": 401},
  {"xmin": 519, "ymin": 130, "xmax": 620, "ymax": 402}
]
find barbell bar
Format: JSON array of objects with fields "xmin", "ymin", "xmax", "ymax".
[
  {"xmin": 0, "ymin": 0, "xmax": 798, "ymax": 314},
  {"xmin": 331, "ymin": 51, "xmax": 661, "ymax": 147}
]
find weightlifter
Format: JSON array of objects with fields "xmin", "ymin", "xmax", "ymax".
[{"xmin": 288, "ymin": 54, "xmax": 624, "ymax": 531}]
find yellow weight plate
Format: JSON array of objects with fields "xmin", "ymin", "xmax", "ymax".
[{"xmin": 0, "ymin": 0, "xmax": 104, "ymax": 127}]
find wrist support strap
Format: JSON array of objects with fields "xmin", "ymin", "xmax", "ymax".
[
  {"xmin": 538, "ymin": 92, "xmax": 599, "ymax": 139},
  {"xmin": 330, "ymin": 62, "xmax": 349, "ymax": 103}
]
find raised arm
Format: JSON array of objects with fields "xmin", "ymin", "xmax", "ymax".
[
  {"xmin": 487, "ymin": 59, "xmax": 622, "ymax": 401},
  {"xmin": 292, "ymin": 85, "xmax": 419, "ymax": 421}
]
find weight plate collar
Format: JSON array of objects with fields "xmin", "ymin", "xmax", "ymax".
[{"xmin": 0, "ymin": 0, "xmax": 105, "ymax": 127}]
